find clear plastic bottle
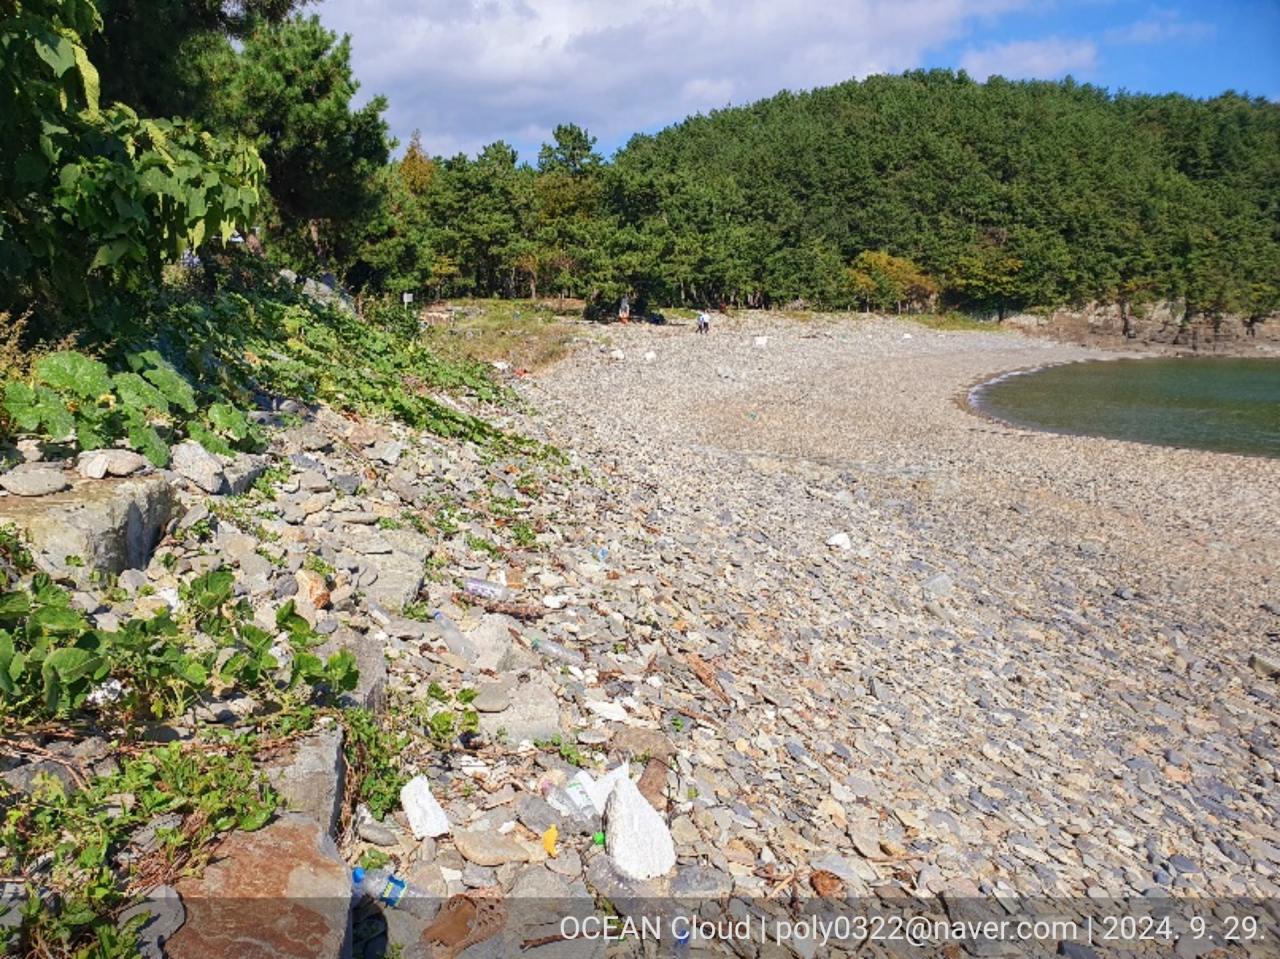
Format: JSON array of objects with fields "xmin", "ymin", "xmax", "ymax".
[
  {"xmin": 670, "ymin": 910, "xmax": 693, "ymax": 958},
  {"xmin": 353, "ymin": 866, "xmax": 413, "ymax": 908},
  {"xmin": 432, "ymin": 612, "xmax": 478, "ymax": 660},
  {"xmin": 673, "ymin": 926, "xmax": 691, "ymax": 959},
  {"xmin": 462, "ymin": 576, "xmax": 511, "ymax": 602},
  {"xmin": 542, "ymin": 779, "xmax": 595, "ymax": 818},
  {"xmin": 529, "ymin": 636, "xmax": 586, "ymax": 668}
]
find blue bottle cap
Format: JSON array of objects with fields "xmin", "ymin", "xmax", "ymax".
[{"xmin": 352, "ymin": 867, "xmax": 365, "ymax": 883}]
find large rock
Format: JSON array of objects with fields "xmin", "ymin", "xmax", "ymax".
[
  {"xmin": 264, "ymin": 728, "xmax": 345, "ymax": 836},
  {"xmin": 223, "ymin": 453, "xmax": 269, "ymax": 495},
  {"xmin": 78, "ymin": 449, "xmax": 148, "ymax": 479},
  {"xmin": 360, "ymin": 527, "xmax": 434, "ymax": 610},
  {"xmin": 454, "ymin": 828, "xmax": 531, "ymax": 867},
  {"xmin": 317, "ymin": 626, "xmax": 386, "ymax": 710},
  {"xmin": 0, "ymin": 476, "xmax": 178, "ymax": 577},
  {"xmin": 478, "ymin": 679, "xmax": 561, "ymax": 744},
  {"xmin": 169, "ymin": 441, "xmax": 225, "ymax": 494},
  {"xmin": 0, "ymin": 467, "xmax": 70, "ymax": 497},
  {"xmin": 166, "ymin": 813, "xmax": 351, "ymax": 959}
]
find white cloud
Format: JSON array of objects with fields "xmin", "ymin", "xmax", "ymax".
[
  {"xmin": 1103, "ymin": 17, "xmax": 1214, "ymax": 46},
  {"xmin": 316, "ymin": 0, "xmax": 1028, "ymax": 161},
  {"xmin": 959, "ymin": 37, "xmax": 1097, "ymax": 82}
]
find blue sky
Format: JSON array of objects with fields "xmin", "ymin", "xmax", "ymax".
[{"xmin": 317, "ymin": 0, "xmax": 1280, "ymax": 163}]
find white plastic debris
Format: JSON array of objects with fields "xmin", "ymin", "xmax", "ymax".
[
  {"xmin": 604, "ymin": 777, "xmax": 676, "ymax": 880},
  {"xmin": 401, "ymin": 775, "xmax": 451, "ymax": 839},
  {"xmin": 826, "ymin": 532, "xmax": 852, "ymax": 550}
]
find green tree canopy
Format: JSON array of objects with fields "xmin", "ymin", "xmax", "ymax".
[
  {"xmin": 198, "ymin": 14, "xmax": 389, "ymax": 257},
  {"xmin": 1, "ymin": 0, "xmax": 265, "ymax": 325}
]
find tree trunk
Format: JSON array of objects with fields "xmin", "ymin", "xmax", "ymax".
[
  {"xmin": 1120, "ymin": 299, "xmax": 1134, "ymax": 338},
  {"xmin": 1174, "ymin": 302, "xmax": 1194, "ymax": 345}
]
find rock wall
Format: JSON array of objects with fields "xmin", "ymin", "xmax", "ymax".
[{"xmin": 1004, "ymin": 301, "xmax": 1280, "ymax": 350}]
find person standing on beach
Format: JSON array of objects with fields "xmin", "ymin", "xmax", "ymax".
[
  {"xmin": 618, "ymin": 295, "xmax": 630, "ymax": 324},
  {"xmin": 697, "ymin": 310, "xmax": 710, "ymax": 334}
]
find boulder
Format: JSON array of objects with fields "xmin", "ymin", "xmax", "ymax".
[
  {"xmin": 0, "ymin": 476, "xmax": 178, "ymax": 577},
  {"xmin": 170, "ymin": 441, "xmax": 225, "ymax": 494},
  {"xmin": 360, "ymin": 527, "xmax": 433, "ymax": 610},
  {"xmin": 0, "ymin": 467, "xmax": 70, "ymax": 497},
  {"xmin": 478, "ymin": 679, "xmax": 561, "ymax": 744},
  {"xmin": 166, "ymin": 814, "xmax": 351, "ymax": 959},
  {"xmin": 78, "ymin": 449, "xmax": 148, "ymax": 479},
  {"xmin": 317, "ymin": 626, "xmax": 386, "ymax": 710},
  {"xmin": 264, "ymin": 728, "xmax": 345, "ymax": 836},
  {"xmin": 223, "ymin": 453, "xmax": 269, "ymax": 495}
]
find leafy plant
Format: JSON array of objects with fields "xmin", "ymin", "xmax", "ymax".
[
  {"xmin": 401, "ymin": 601, "xmax": 432, "ymax": 622},
  {"xmin": 414, "ymin": 683, "xmax": 479, "ymax": 747},
  {"xmin": 343, "ymin": 707, "xmax": 410, "ymax": 820},
  {"xmin": 2, "ymin": 349, "xmax": 262, "ymax": 466},
  {"xmin": 511, "ymin": 521, "xmax": 538, "ymax": 548},
  {"xmin": 0, "ymin": 741, "xmax": 276, "ymax": 956},
  {"xmin": 536, "ymin": 734, "xmax": 589, "ymax": 768},
  {"xmin": 465, "ymin": 532, "xmax": 502, "ymax": 560}
]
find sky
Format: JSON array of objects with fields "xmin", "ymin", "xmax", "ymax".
[{"xmin": 314, "ymin": 0, "xmax": 1280, "ymax": 164}]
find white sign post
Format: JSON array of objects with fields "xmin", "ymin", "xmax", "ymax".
[{"xmin": 402, "ymin": 292, "xmax": 414, "ymax": 305}]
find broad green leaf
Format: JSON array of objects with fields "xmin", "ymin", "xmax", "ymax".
[
  {"xmin": 238, "ymin": 804, "xmax": 273, "ymax": 831},
  {"xmin": 141, "ymin": 363, "xmax": 196, "ymax": 414},
  {"xmin": 31, "ymin": 574, "xmax": 67, "ymax": 606},
  {"xmin": 326, "ymin": 650, "xmax": 359, "ymax": 692},
  {"xmin": 186, "ymin": 422, "xmax": 232, "ymax": 457},
  {"xmin": 0, "ymin": 592, "xmax": 29, "ymax": 629},
  {"xmin": 3, "ymin": 382, "xmax": 42, "ymax": 432},
  {"xmin": 113, "ymin": 371, "xmax": 169, "ymax": 413},
  {"xmin": 0, "ymin": 631, "xmax": 15, "ymax": 695},
  {"xmin": 3, "ymin": 382, "xmax": 76, "ymax": 440},
  {"xmin": 34, "ymin": 36, "xmax": 76, "ymax": 78},
  {"xmin": 43, "ymin": 647, "xmax": 103, "ymax": 684},
  {"xmin": 191, "ymin": 569, "xmax": 234, "ymax": 609},
  {"xmin": 30, "ymin": 605, "xmax": 87, "ymax": 636},
  {"xmin": 75, "ymin": 418, "xmax": 108, "ymax": 451},
  {"xmin": 291, "ymin": 651, "xmax": 322, "ymax": 678},
  {"xmin": 73, "ymin": 41, "xmax": 100, "ymax": 114},
  {"xmin": 89, "ymin": 239, "xmax": 134, "ymax": 271},
  {"xmin": 127, "ymin": 420, "xmax": 169, "ymax": 467},
  {"xmin": 34, "ymin": 386, "xmax": 74, "ymax": 440},
  {"xmin": 178, "ymin": 659, "xmax": 207, "ymax": 685},
  {"xmin": 207, "ymin": 403, "xmax": 249, "ymax": 440}
]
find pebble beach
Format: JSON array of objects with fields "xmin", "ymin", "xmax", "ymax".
[{"xmin": 524, "ymin": 313, "xmax": 1280, "ymax": 905}]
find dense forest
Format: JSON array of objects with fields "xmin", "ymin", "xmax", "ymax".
[
  {"xmin": 357, "ymin": 75, "xmax": 1279, "ymax": 324},
  {"xmin": 4, "ymin": 0, "xmax": 1278, "ymax": 334}
]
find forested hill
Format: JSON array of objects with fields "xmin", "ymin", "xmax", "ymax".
[{"xmin": 594, "ymin": 71, "xmax": 1279, "ymax": 318}]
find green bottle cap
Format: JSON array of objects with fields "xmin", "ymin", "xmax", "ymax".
[{"xmin": 592, "ymin": 831, "xmax": 606, "ymax": 846}]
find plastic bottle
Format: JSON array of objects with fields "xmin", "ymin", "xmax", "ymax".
[
  {"xmin": 542, "ymin": 778, "xmax": 595, "ymax": 818},
  {"xmin": 432, "ymin": 612, "xmax": 478, "ymax": 660},
  {"xmin": 353, "ymin": 866, "xmax": 416, "ymax": 908},
  {"xmin": 462, "ymin": 576, "xmax": 511, "ymax": 602},
  {"xmin": 672, "ymin": 924, "xmax": 691, "ymax": 959},
  {"xmin": 529, "ymin": 636, "xmax": 586, "ymax": 668}
]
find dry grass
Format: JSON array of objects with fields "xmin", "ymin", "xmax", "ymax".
[
  {"xmin": 0, "ymin": 312, "xmax": 80, "ymax": 383},
  {"xmin": 418, "ymin": 299, "xmax": 597, "ymax": 372}
]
